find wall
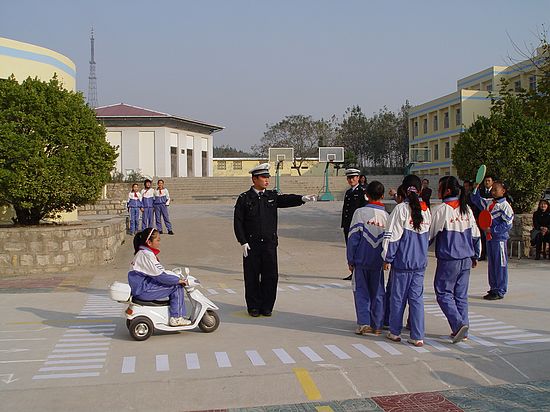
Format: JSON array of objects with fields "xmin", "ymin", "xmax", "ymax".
[{"xmin": 0, "ymin": 217, "xmax": 126, "ymax": 275}]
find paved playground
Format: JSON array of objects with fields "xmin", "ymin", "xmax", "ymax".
[{"xmin": 1, "ymin": 203, "xmax": 550, "ymax": 411}]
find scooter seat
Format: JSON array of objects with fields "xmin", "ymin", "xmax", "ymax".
[{"xmin": 131, "ymin": 297, "xmax": 170, "ymax": 307}]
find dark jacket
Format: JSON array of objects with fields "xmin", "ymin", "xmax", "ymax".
[
  {"xmin": 234, "ymin": 188, "xmax": 304, "ymax": 246},
  {"xmin": 533, "ymin": 209, "xmax": 550, "ymax": 230},
  {"xmin": 341, "ymin": 185, "xmax": 367, "ymax": 230}
]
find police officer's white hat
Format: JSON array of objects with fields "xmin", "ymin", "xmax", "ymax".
[
  {"xmin": 249, "ymin": 163, "xmax": 271, "ymax": 177},
  {"xmin": 345, "ymin": 168, "xmax": 360, "ymax": 177}
]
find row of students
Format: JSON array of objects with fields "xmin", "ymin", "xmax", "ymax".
[
  {"xmin": 127, "ymin": 179, "xmax": 174, "ymax": 235},
  {"xmin": 347, "ymin": 174, "xmax": 513, "ymax": 347}
]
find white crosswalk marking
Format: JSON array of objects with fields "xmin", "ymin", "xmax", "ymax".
[
  {"xmin": 246, "ymin": 350, "xmax": 265, "ymax": 366},
  {"xmin": 39, "ymin": 364, "xmax": 103, "ymax": 372},
  {"xmin": 303, "ymin": 285, "xmax": 318, "ymax": 290},
  {"xmin": 298, "ymin": 346, "xmax": 323, "ymax": 362},
  {"xmin": 33, "ymin": 372, "xmax": 100, "ymax": 380},
  {"xmin": 469, "ymin": 318, "xmax": 496, "ymax": 323},
  {"xmin": 156, "ymin": 354, "xmax": 169, "ymax": 371},
  {"xmin": 492, "ymin": 333, "xmax": 541, "ymax": 340},
  {"xmin": 68, "ymin": 324, "xmax": 117, "ymax": 329},
  {"xmin": 374, "ymin": 341, "xmax": 402, "ymax": 355},
  {"xmin": 481, "ymin": 329, "xmax": 525, "ymax": 336},
  {"xmin": 324, "ymin": 345, "xmax": 351, "ymax": 359},
  {"xmin": 287, "ymin": 286, "xmax": 301, "ymax": 291},
  {"xmin": 215, "ymin": 352, "xmax": 232, "ymax": 368},
  {"xmin": 46, "ymin": 358, "xmax": 106, "ymax": 365},
  {"xmin": 224, "ymin": 289, "xmax": 237, "ymax": 294},
  {"xmin": 186, "ymin": 353, "xmax": 200, "ymax": 369},
  {"xmin": 48, "ymin": 352, "xmax": 107, "ymax": 359},
  {"xmin": 505, "ymin": 338, "xmax": 550, "ymax": 345},
  {"xmin": 352, "ymin": 343, "xmax": 381, "ymax": 358},
  {"xmin": 470, "ymin": 325, "xmax": 516, "ymax": 332},
  {"xmin": 122, "ymin": 356, "xmax": 136, "ymax": 374},
  {"xmin": 468, "ymin": 335, "xmax": 497, "ymax": 347},
  {"xmin": 401, "ymin": 341, "xmax": 430, "ymax": 353},
  {"xmin": 273, "ymin": 348, "xmax": 295, "ymax": 364},
  {"xmin": 424, "ymin": 339, "xmax": 451, "ymax": 351},
  {"xmin": 207, "ymin": 289, "xmax": 219, "ymax": 295}
]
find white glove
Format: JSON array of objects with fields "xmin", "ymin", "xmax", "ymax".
[
  {"xmin": 302, "ymin": 195, "xmax": 317, "ymax": 202},
  {"xmin": 242, "ymin": 243, "xmax": 251, "ymax": 258}
]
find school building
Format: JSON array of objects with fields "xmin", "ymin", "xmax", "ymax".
[
  {"xmin": 96, "ymin": 103, "xmax": 224, "ymax": 179},
  {"xmin": 213, "ymin": 158, "xmax": 327, "ymax": 177},
  {"xmin": 409, "ymin": 49, "xmax": 544, "ymax": 176}
]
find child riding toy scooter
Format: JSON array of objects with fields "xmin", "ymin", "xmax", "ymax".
[{"xmin": 110, "ymin": 267, "xmax": 220, "ymax": 341}]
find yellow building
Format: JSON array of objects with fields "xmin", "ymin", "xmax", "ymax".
[
  {"xmin": 0, "ymin": 37, "xmax": 76, "ymax": 90},
  {"xmin": 409, "ymin": 50, "xmax": 542, "ymax": 176},
  {"xmin": 213, "ymin": 158, "xmax": 328, "ymax": 177}
]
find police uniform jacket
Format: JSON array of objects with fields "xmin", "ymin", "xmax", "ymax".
[
  {"xmin": 234, "ymin": 188, "xmax": 304, "ymax": 247},
  {"xmin": 341, "ymin": 185, "xmax": 367, "ymax": 230}
]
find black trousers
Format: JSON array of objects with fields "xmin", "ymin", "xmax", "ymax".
[{"xmin": 243, "ymin": 243, "xmax": 278, "ymax": 312}]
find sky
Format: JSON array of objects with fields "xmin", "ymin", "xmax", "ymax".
[{"xmin": 1, "ymin": 1, "xmax": 549, "ymax": 150}]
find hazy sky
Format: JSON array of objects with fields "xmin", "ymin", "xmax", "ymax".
[{"xmin": 2, "ymin": 1, "xmax": 548, "ymax": 150}]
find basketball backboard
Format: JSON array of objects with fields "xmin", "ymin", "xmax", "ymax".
[
  {"xmin": 318, "ymin": 147, "xmax": 344, "ymax": 163},
  {"xmin": 268, "ymin": 147, "xmax": 294, "ymax": 163},
  {"xmin": 409, "ymin": 147, "xmax": 431, "ymax": 163}
]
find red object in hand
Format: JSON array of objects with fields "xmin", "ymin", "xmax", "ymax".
[{"xmin": 479, "ymin": 210, "xmax": 493, "ymax": 240}]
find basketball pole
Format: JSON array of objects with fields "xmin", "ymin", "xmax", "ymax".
[
  {"xmin": 275, "ymin": 160, "xmax": 282, "ymax": 192},
  {"xmin": 318, "ymin": 161, "xmax": 334, "ymax": 201}
]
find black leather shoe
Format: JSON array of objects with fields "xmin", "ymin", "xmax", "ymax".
[
  {"xmin": 343, "ymin": 274, "xmax": 352, "ymax": 280},
  {"xmin": 261, "ymin": 311, "xmax": 272, "ymax": 317},
  {"xmin": 248, "ymin": 309, "xmax": 260, "ymax": 317},
  {"xmin": 168, "ymin": 231, "xmax": 174, "ymax": 235},
  {"xmin": 483, "ymin": 293, "xmax": 503, "ymax": 300}
]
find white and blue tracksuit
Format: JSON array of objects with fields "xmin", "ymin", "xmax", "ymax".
[
  {"xmin": 141, "ymin": 188, "xmax": 155, "ymax": 230},
  {"xmin": 472, "ymin": 191, "xmax": 514, "ymax": 297},
  {"xmin": 429, "ymin": 198, "xmax": 481, "ymax": 334},
  {"xmin": 128, "ymin": 246, "xmax": 186, "ymax": 317},
  {"xmin": 154, "ymin": 188, "xmax": 172, "ymax": 232},
  {"xmin": 347, "ymin": 202, "xmax": 389, "ymax": 330},
  {"xmin": 382, "ymin": 201, "xmax": 431, "ymax": 340},
  {"xmin": 127, "ymin": 191, "xmax": 143, "ymax": 234}
]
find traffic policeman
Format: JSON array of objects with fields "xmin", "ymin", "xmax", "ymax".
[
  {"xmin": 342, "ymin": 168, "xmax": 367, "ymax": 280},
  {"xmin": 234, "ymin": 163, "xmax": 316, "ymax": 317}
]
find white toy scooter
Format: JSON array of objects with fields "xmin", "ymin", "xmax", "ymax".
[{"xmin": 110, "ymin": 267, "xmax": 220, "ymax": 341}]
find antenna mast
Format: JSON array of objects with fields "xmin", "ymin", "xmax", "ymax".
[{"xmin": 87, "ymin": 27, "xmax": 98, "ymax": 108}]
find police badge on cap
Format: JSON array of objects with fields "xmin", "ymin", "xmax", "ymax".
[
  {"xmin": 249, "ymin": 163, "xmax": 271, "ymax": 177},
  {"xmin": 345, "ymin": 168, "xmax": 360, "ymax": 177}
]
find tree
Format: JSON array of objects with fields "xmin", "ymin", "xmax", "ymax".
[
  {"xmin": 0, "ymin": 76, "xmax": 117, "ymax": 225},
  {"xmin": 213, "ymin": 145, "xmax": 255, "ymax": 158},
  {"xmin": 252, "ymin": 115, "xmax": 335, "ymax": 176}
]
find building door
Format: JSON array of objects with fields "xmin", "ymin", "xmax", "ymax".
[
  {"xmin": 202, "ymin": 151, "xmax": 207, "ymax": 177},
  {"xmin": 170, "ymin": 147, "xmax": 178, "ymax": 177},
  {"xmin": 187, "ymin": 149, "xmax": 193, "ymax": 176}
]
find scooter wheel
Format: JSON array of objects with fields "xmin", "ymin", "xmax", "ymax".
[
  {"xmin": 199, "ymin": 309, "xmax": 220, "ymax": 333},
  {"xmin": 129, "ymin": 316, "xmax": 154, "ymax": 341}
]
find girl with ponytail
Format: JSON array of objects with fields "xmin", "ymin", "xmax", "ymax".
[
  {"xmin": 429, "ymin": 176, "xmax": 481, "ymax": 343},
  {"xmin": 382, "ymin": 175, "xmax": 431, "ymax": 347}
]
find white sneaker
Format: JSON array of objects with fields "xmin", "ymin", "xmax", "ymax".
[{"xmin": 169, "ymin": 317, "xmax": 191, "ymax": 326}]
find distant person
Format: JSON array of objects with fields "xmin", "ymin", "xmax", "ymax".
[
  {"xmin": 471, "ymin": 180, "xmax": 514, "ymax": 300},
  {"xmin": 154, "ymin": 179, "xmax": 174, "ymax": 235},
  {"xmin": 341, "ymin": 168, "xmax": 367, "ymax": 280},
  {"xmin": 233, "ymin": 163, "xmax": 316, "ymax": 317},
  {"xmin": 140, "ymin": 179, "xmax": 155, "ymax": 230},
  {"xmin": 358, "ymin": 175, "xmax": 368, "ymax": 190},
  {"xmin": 127, "ymin": 183, "xmax": 143, "ymax": 235},
  {"xmin": 477, "ymin": 175, "xmax": 495, "ymax": 260},
  {"xmin": 532, "ymin": 199, "xmax": 550, "ymax": 260},
  {"xmin": 347, "ymin": 181, "xmax": 388, "ymax": 335},
  {"xmin": 421, "ymin": 178, "xmax": 432, "ymax": 208}
]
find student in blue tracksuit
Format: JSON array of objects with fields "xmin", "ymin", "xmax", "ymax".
[
  {"xmin": 347, "ymin": 181, "xmax": 389, "ymax": 335},
  {"xmin": 140, "ymin": 179, "xmax": 155, "ymax": 230},
  {"xmin": 154, "ymin": 179, "xmax": 174, "ymax": 235},
  {"xmin": 127, "ymin": 183, "xmax": 143, "ymax": 235},
  {"xmin": 128, "ymin": 228, "xmax": 190, "ymax": 327},
  {"xmin": 382, "ymin": 175, "xmax": 431, "ymax": 347},
  {"xmin": 429, "ymin": 176, "xmax": 481, "ymax": 343},
  {"xmin": 471, "ymin": 180, "xmax": 514, "ymax": 300}
]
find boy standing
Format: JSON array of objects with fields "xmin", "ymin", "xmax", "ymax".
[
  {"xmin": 140, "ymin": 179, "xmax": 155, "ymax": 230},
  {"xmin": 347, "ymin": 181, "xmax": 388, "ymax": 335},
  {"xmin": 127, "ymin": 183, "xmax": 142, "ymax": 235},
  {"xmin": 154, "ymin": 179, "xmax": 174, "ymax": 235}
]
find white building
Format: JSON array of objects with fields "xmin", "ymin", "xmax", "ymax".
[{"xmin": 96, "ymin": 103, "xmax": 224, "ymax": 178}]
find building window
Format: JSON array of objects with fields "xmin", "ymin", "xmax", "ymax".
[
  {"xmin": 529, "ymin": 75, "xmax": 537, "ymax": 91},
  {"xmin": 444, "ymin": 142, "xmax": 450, "ymax": 158},
  {"xmin": 433, "ymin": 115, "xmax": 438, "ymax": 132},
  {"xmin": 486, "ymin": 83, "xmax": 493, "ymax": 92},
  {"xmin": 413, "ymin": 121, "xmax": 418, "ymax": 137},
  {"xmin": 233, "ymin": 160, "xmax": 242, "ymax": 170},
  {"xmin": 514, "ymin": 80, "xmax": 522, "ymax": 92},
  {"xmin": 423, "ymin": 118, "xmax": 428, "ymax": 134},
  {"xmin": 433, "ymin": 144, "xmax": 439, "ymax": 160},
  {"xmin": 444, "ymin": 112, "xmax": 449, "ymax": 129},
  {"xmin": 217, "ymin": 161, "xmax": 226, "ymax": 170},
  {"xmin": 456, "ymin": 108, "xmax": 461, "ymax": 126}
]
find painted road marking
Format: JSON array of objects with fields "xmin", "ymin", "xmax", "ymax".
[
  {"xmin": 469, "ymin": 318, "xmax": 496, "ymax": 324},
  {"xmin": 121, "ymin": 356, "xmax": 136, "ymax": 374},
  {"xmin": 480, "ymin": 329, "xmax": 525, "ymax": 336},
  {"xmin": 246, "ymin": 350, "xmax": 265, "ymax": 366},
  {"xmin": 68, "ymin": 324, "xmax": 117, "ymax": 329},
  {"xmin": 215, "ymin": 352, "xmax": 232, "ymax": 368},
  {"xmin": 156, "ymin": 354, "xmax": 169, "ymax": 372},
  {"xmin": 298, "ymin": 346, "xmax": 323, "ymax": 362},
  {"xmin": 424, "ymin": 339, "xmax": 451, "ymax": 351},
  {"xmin": 186, "ymin": 353, "xmax": 200, "ymax": 370},
  {"xmin": 470, "ymin": 325, "xmax": 516, "ymax": 332},
  {"xmin": 401, "ymin": 341, "xmax": 429, "ymax": 353},
  {"xmin": 45, "ymin": 358, "xmax": 106, "ymax": 365},
  {"xmin": 375, "ymin": 342, "xmax": 402, "ymax": 355},
  {"xmin": 351, "ymin": 343, "xmax": 381, "ymax": 358},
  {"xmin": 48, "ymin": 352, "xmax": 107, "ymax": 359},
  {"xmin": 468, "ymin": 335, "xmax": 498, "ymax": 347},
  {"xmin": 293, "ymin": 368, "xmax": 321, "ymax": 400},
  {"xmin": 287, "ymin": 286, "xmax": 301, "ymax": 291},
  {"xmin": 492, "ymin": 333, "xmax": 542, "ymax": 340},
  {"xmin": 207, "ymin": 289, "xmax": 219, "ymax": 295},
  {"xmin": 53, "ymin": 347, "xmax": 109, "ymax": 353},
  {"xmin": 39, "ymin": 364, "xmax": 103, "ymax": 372},
  {"xmin": 55, "ymin": 342, "xmax": 110, "ymax": 348},
  {"xmin": 33, "ymin": 372, "xmax": 100, "ymax": 380},
  {"xmin": 505, "ymin": 338, "xmax": 550, "ymax": 345},
  {"xmin": 59, "ymin": 337, "xmax": 112, "ymax": 342},
  {"xmin": 224, "ymin": 289, "xmax": 237, "ymax": 294},
  {"xmin": 324, "ymin": 345, "xmax": 351, "ymax": 360},
  {"xmin": 273, "ymin": 348, "xmax": 296, "ymax": 364}
]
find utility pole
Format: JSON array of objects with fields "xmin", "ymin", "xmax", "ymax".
[{"xmin": 87, "ymin": 27, "xmax": 98, "ymax": 108}]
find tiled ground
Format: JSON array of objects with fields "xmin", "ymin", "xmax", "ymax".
[{"xmin": 191, "ymin": 380, "xmax": 550, "ymax": 412}]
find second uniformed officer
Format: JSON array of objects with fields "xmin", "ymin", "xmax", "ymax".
[
  {"xmin": 234, "ymin": 163, "xmax": 316, "ymax": 317},
  {"xmin": 342, "ymin": 168, "xmax": 367, "ymax": 280}
]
